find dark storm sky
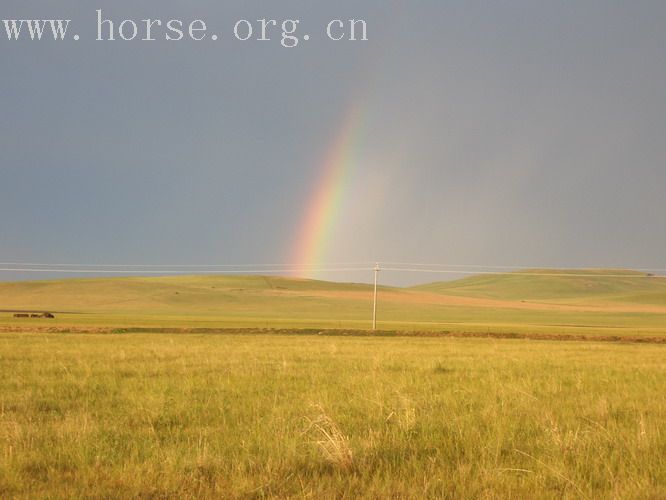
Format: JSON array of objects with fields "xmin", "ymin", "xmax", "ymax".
[{"xmin": 2, "ymin": 1, "xmax": 665, "ymax": 285}]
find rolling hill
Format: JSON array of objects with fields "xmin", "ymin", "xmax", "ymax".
[
  {"xmin": 411, "ymin": 269, "xmax": 666, "ymax": 305},
  {"xmin": 0, "ymin": 270, "xmax": 665, "ymax": 337}
]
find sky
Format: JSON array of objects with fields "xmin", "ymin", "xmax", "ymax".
[{"xmin": 1, "ymin": 1, "xmax": 665, "ymax": 285}]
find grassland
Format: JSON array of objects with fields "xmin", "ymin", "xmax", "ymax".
[
  {"xmin": 1, "ymin": 270, "xmax": 666, "ymax": 338},
  {"xmin": 1, "ymin": 272, "xmax": 665, "ymax": 497},
  {"xmin": 1, "ymin": 332, "xmax": 664, "ymax": 498}
]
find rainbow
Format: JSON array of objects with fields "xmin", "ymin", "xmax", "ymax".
[{"xmin": 290, "ymin": 103, "xmax": 366, "ymax": 277}]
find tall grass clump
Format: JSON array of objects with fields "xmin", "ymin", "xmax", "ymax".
[{"xmin": 304, "ymin": 405, "xmax": 353, "ymax": 471}]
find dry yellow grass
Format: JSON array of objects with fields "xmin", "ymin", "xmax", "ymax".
[
  {"xmin": 1, "ymin": 332, "xmax": 664, "ymax": 498},
  {"xmin": 304, "ymin": 405, "xmax": 354, "ymax": 470}
]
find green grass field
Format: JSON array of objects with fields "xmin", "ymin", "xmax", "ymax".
[
  {"xmin": 1, "ymin": 333, "xmax": 664, "ymax": 498},
  {"xmin": 1, "ymin": 270, "xmax": 666, "ymax": 338}
]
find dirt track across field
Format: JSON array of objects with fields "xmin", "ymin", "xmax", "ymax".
[
  {"xmin": 1, "ymin": 326, "xmax": 665, "ymax": 344},
  {"xmin": 304, "ymin": 289, "xmax": 666, "ymax": 314}
]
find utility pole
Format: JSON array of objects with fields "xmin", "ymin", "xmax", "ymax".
[{"xmin": 372, "ymin": 263, "xmax": 380, "ymax": 331}]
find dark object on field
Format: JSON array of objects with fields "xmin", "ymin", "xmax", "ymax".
[{"xmin": 13, "ymin": 312, "xmax": 55, "ymax": 319}]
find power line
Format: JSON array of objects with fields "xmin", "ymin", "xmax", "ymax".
[
  {"xmin": 372, "ymin": 263, "xmax": 380, "ymax": 331},
  {"xmin": 0, "ymin": 261, "xmax": 373, "ymax": 268},
  {"xmin": 2, "ymin": 259, "xmax": 664, "ymax": 274},
  {"xmin": 0, "ymin": 267, "xmax": 372, "ymax": 275},
  {"xmin": 0, "ymin": 261, "xmax": 663, "ymax": 278}
]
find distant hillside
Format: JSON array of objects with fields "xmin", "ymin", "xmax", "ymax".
[
  {"xmin": 411, "ymin": 269, "xmax": 666, "ymax": 305},
  {"xmin": 0, "ymin": 274, "xmax": 375, "ymax": 314},
  {"xmin": 1, "ymin": 270, "xmax": 665, "ymax": 336}
]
